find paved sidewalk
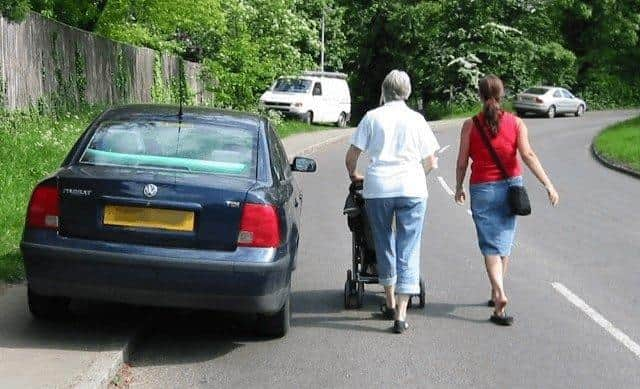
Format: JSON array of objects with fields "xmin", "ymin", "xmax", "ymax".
[{"xmin": 0, "ymin": 284, "xmax": 141, "ymax": 388}]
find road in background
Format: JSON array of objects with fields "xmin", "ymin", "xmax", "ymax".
[{"xmin": 128, "ymin": 111, "xmax": 640, "ymax": 388}]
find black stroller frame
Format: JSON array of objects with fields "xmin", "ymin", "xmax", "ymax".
[{"xmin": 343, "ymin": 181, "xmax": 425, "ymax": 309}]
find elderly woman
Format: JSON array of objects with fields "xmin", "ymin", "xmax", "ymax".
[{"xmin": 345, "ymin": 70, "xmax": 440, "ymax": 334}]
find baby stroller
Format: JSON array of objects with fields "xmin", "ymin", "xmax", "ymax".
[{"xmin": 343, "ymin": 180, "xmax": 426, "ymax": 309}]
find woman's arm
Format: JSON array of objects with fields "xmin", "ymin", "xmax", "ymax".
[
  {"xmin": 516, "ymin": 118, "xmax": 559, "ymax": 206},
  {"xmin": 345, "ymin": 145, "xmax": 364, "ymax": 182},
  {"xmin": 455, "ymin": 120, "xmax": 472, "ymax": 204}
]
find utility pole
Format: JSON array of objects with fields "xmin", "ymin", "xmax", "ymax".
[{"xmin": 320, "ymin": 9, "xmax": 325, "ymax": 72}]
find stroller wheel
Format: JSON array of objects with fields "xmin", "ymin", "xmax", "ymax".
[
  {"xmin": 356, "ymin": 282, "xmax": 364, "ymax": 308},
  {"xmin": 344, "ymin": 270, "xmax": 359, "ymax": 309}
]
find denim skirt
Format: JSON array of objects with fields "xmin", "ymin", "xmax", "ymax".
[{"xmin": 470, "ymin": 176, "xmax": 523, "ymax": 256}]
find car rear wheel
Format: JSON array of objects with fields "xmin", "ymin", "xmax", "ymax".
[
  {"xmin": 256, "ymin": 291, "xmax": 290, "ymax": 338},
  {"xmin": 547, "ymin": 105, "xmax": 556, "ymax": 119},
  {"xmin": 28, "ymin": 287, "xmax": 70, "ymax": 320},
  {"xmin": 575, "ymin": 105, "xmax": 585, "ymax": 117},
  {"xmin": 336, "ymin": 112, "xmax": 347, "ymax": 128}
]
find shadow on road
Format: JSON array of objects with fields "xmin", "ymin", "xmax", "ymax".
[
  {"xmin": 291, "ymin": 289, "xmax": 390, "ymax": 334},
  {"xmin": 422, "ymin": 301, "xmax": 491, "ymax": 324},
  {"xmin": 128, "ymin": 309, "xmax": 259, "ymax": 367}
]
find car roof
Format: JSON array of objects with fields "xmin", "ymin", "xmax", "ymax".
[{"xmin": 99, "ymin": 104, "xmax": 264, "ymax": 129}]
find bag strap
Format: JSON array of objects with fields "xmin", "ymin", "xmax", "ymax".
[{"xmin": 472, "ymin": 115, "xmax": 509, "ymax": 180}]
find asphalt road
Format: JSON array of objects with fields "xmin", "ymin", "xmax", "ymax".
[{"xmin": 128, "ymin": 110, "xmax": 640, "ymax": 388}]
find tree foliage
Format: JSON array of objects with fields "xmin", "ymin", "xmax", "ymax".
[{"xmin": 3, "ymin": 0, "xmax": 639, "ymax": 114}]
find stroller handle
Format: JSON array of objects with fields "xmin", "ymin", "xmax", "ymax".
[{"xmin": 349, "ymin": 179, "xmax": 364, "ymax": 193}]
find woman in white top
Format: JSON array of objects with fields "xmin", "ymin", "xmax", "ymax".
[{"xmin": 345, "ymin": 70, "xmax": 440, "ymax": 333}]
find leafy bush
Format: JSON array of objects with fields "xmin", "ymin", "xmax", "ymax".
[
  {"xmin": 0, "ymin": 0, "xmax": 30, "ymax": 21},
  {"xmin": 581, "ymin": 72, "xmax": 640, "ymax": 109}
]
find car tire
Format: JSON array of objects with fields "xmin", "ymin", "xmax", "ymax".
[
  {"xmin": 302, "ymin": 111, "xmax": 313, "ymax": 125},
  {"xmin": 28, "ymin": 287, "xmax": 70, "ymax": 320},
  {"xmin": 547, "ymin": 105, "xmax": 556, "ymax": 119},
  {"xmin": 256, "ymin": 291, "xmax": 290, "ymax": 338},
  {"xmin": 575, "ymin": 105, "xmax": 585, "ymax": 117},
  {"xmin": 336, "ymin": 112, "xmax": 347, "ymax": 128}
]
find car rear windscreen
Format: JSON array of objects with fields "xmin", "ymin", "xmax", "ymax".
[
  {"xmin": 524, "ymin": 87, "xmax": 549, "ymax": 95},
  {"xmin": 79, "ymin": 120, "xmax": 258, "ymax": 178}
]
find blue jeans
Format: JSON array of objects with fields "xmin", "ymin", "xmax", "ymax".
[{"xmin": 365, "ymin": 197, "xmax": 427, "ymax": 295}]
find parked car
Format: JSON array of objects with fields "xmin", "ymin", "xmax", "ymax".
[
  {"xmin": 260, "ymin": 71, "xmax": 351, "ymax": 127},
  {"xmin": 514, "ymin": 86, "xmax": 587, "ymax": 118},
  {"xmin": 20, "ymin": 105, "xmax": 317, "ymax": 337}
]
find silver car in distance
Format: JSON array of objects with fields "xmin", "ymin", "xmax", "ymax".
[{"xmin": 514, "ymin": 86, "xmax": 587, "ymax": 119}]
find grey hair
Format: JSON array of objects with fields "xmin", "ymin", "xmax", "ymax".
[{"xmin": 381, "ymin": 70, "xmax": 411, "ymax": 104}]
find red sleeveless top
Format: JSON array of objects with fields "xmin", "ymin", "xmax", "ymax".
[{"xmin": 469, "ymin": 112, "xmax": 522, "ymax": 184}]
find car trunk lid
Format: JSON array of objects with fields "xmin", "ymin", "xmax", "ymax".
[{"xmin": 58, "ymin": 165, "xmax": 254, "ymax": 251}]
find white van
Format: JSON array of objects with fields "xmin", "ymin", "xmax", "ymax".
[{"xmin": 259, "ymin": 71, "xmax": 351, "ymax": 127}]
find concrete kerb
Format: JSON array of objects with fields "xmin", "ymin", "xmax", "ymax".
[{"xmin": 591, "ymin": 139, "xmax": 640, "ymax": 179}]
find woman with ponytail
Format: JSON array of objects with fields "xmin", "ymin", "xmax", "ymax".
[{"xmin": 454, "ymin": 75, "xmax": 559, "ymax": 326}]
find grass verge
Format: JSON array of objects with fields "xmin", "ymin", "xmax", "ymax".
[
  {"xmin": 0, "ymin": 112, "xmax": 334, "ymax": 282},
  {"xmin": 0, "ymin": 108, "xmax": 103, "ymax": 283},
  {"xmin": 593, "ymin": 116, "xmax": 640, "ymax": 172},
  {"xmin": 275, "ymin": 120, "xmax": 335, "ymax": 138}
]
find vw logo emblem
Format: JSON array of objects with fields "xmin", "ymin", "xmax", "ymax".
[{"xmin": 143, "ymin": 184, "xmax": 158, "ymax": 198}]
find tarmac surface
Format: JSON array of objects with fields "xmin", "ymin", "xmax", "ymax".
[{"xmin": 127, "ymin": 110, "xmax": 640, "ymax": 388}]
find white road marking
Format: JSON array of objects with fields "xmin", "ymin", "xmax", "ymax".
[
  {"xmin": 552, "ymin": 282, "xmax": 640, "ymax": 360},
  {"xmin": 438, "ymin": 145, "xmax": 451, "ymax": 154},
  {"xmin": 437, "ymin": 176, "xmax": 455, "ymax": 197}
]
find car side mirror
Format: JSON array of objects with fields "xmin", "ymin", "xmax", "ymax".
[{"xmin": 291, "ymin": 157, "xmax": 317, "ymax": 173}]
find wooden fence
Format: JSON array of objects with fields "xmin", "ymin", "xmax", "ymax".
[{"xmin": 0, "ymin": 12, "xmax": 211, "ymax": 111}]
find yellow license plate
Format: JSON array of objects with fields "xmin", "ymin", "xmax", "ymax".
[{"xmin": 104, "ymin": 205, "xmax": 194, "ymax": 232}]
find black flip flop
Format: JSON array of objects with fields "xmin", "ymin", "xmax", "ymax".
[
  {"xmin": 490, "ymin": 313, "xmax": 514, "ymax": 326},
  {"xmin": 393, "ymin": 320, "xmax": 408, "ymax": 334},
  {"xmin": 380, "ymin": 304, "xmax": 396, "ymax": 320}
]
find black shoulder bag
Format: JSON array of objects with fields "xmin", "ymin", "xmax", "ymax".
[{"xmin": 472, "ymin": 115, "xmax": 531, "ymax": 216}]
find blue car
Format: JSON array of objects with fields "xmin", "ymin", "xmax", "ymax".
[{"xmin": 20, "ymin": 105, "xmax": 316, "ymax": 337}]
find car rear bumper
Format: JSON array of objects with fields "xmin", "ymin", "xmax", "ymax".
[
  {"xmin": 21, "ymin": 231, "xmax": 291, "ymax": 314},
  {"xmin": 513, "ymin": 102, "xmax": 549, "ymax": 113}
]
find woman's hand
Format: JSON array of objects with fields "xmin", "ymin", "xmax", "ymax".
[
  {"xmin": 350, "ymin": 172, "xmax": 365, "ymax": 182},
  {"xmin": 455, "ymin": 188, "xmax": 466, "ymax": 205},
  {"xmin": 546, "ymin": 185, "xmax": 559, "ymax": 206}
]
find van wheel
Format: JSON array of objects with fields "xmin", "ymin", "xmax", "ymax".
[
  {"xmin": 28, "ymin": 287, "xmax": 70, "ymax": 320},
  {"xmin": 256, "ymin": 292, "xmax": 290, "ymax": 338},
  {"xmin": 302, "ymin": 111, "xmax": 313, "ymax": 125},
  {"xmin": 336, "ymin": 112, "xmax": 347, "ymax": 128}
]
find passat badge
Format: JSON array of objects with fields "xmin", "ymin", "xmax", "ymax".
[{"xmin": 143, "ymin": 184, "xmax": 158, "ymax": 198}]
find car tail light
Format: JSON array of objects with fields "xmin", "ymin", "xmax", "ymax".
[
  {"xmin": 535, "ymin": 97, "xmax": 544, "ymax": 104},
  {"xmin": 237, "ymin": 203, "xmax": 281, "ymax": 248},
  {"xmin": 27, "ymin": 184, "xmax": 60, "ymax": 229}
]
